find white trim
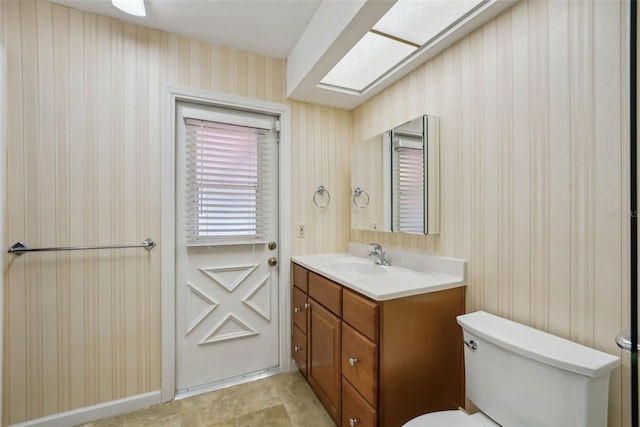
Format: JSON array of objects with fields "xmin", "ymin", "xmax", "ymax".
[
  {"xmin": 161, "ymin": 85, "xmax": 292, "ymax": 403},
  {"xmin": 8, "ymin": 391, "xmax": 161, "ymax": 427},
  {"xmin": 0, "ymin": 43, "xmax": 7, "ymax": 425}
]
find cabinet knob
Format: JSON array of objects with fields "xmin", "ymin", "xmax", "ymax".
[
  {"xmin": 294, "ymin": 307, "xmax": 301, "ymax": 313},
  {"xmin": 348, "ymin": 357, "xmax": 358, "ymax": 366},
  {"xmin": 349, "ymin": 418, "xmax": 359, "ymax": 426},
  {"xmin": 294, "ymin": 346, "xmax": 301, "ymax": 352},
  {"xmin": 304, "ymin": 302, "xmax": 310, "ymax": 309}
]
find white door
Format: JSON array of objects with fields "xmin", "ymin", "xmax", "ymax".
[{"xmin": 174, "ymin": 102, "xmax": 280, "ymax": 394}]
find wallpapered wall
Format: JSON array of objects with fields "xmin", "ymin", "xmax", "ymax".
[
  {"xmin": 0, "ymin": 0, "xmax": 632, "ymax": 426},
  {"xmin": 2, "ymin": 1, "xmax": 351, "ymax": 423},
  {"xmin": 352, "ymin": 1, "xmax": 629, "ymax": 425}
]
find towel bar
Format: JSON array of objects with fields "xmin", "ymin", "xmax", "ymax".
[{"xmin": 7, "ymin": 238, "xmax": 156, "ymax": 255}]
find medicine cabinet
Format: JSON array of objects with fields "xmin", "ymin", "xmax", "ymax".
[{"xmin": 351, "ymin": 115, "xmax": 439, "ymax": 235}]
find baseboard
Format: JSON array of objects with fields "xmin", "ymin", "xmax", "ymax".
[{"xmin": 9, "ymin": 391, "xmax": 162, "ymax": 427}]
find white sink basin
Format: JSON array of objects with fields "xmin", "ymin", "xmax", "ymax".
[
  {"xmin": 330, "ymin": 259, "xmax": 387, "ymax": 276},
  {"xmin": 292, "ymin": 244, "xmax": 466, "ymax": 301}
]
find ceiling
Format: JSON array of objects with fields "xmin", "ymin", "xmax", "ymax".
[
  {"xmin": 51, "ymin": 0, "xmax": 323, "ymax": 59},
  {"xmin": 51, "ymin": 0, "xmax": 516, "ymax": 110}
]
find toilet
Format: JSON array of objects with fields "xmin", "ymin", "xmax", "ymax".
[{"xmin": 404, "ymin": 311, "xmax": 621, "ymax": 427}]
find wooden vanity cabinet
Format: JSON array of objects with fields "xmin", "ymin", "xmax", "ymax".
[{"xmin": 291, "ymin": 262, "xmax": 464, "ymax": 427}]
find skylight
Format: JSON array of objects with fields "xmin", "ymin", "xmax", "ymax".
[
  {"xmin": 320, "ymin": 0, "xmax": 485, "ymax": 93},
  {"xmin": 319, "ymin": 32, "xmax": 417, "ymax": 92}
]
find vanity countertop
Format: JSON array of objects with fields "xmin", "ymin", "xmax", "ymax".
[{"xmin": 291, "ymin": 244, "xmax": 466, "ymax": 301}]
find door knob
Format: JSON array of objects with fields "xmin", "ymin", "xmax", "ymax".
[
  {"xmin": 268, "ymin": 257, "xmax": 278, "ymax": 266},
  {"xmin": 294, "ymin": 307, "xmax": 302, "ymax": 313},
  {"xmin": 349, "ymin": 357, "xmax": 358, "ymax": 366},
  {"xmin": 294, "ymin": 346, "xmax": 301, "ymax": 352},
  {"xmin": 349, "ymin": 418, "xmax": 359, "ymax": 426}
]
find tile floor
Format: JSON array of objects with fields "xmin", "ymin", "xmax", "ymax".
[{"xmin": 77, "ymin": 371, "xmax": 336, "ymax": 427}]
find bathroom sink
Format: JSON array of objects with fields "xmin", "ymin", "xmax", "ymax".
[
  {"xmin": 292, "ymin": 243, "xmax": 467, "ymax": 300},
  {"xmin": 330, "ymin": 259, "xmax": 387, "ymax": 276}
]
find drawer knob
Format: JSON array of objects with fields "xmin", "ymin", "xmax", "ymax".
[
  {"xmin": 294, "ymin": 346, "xmax": 301, "ymax": 352},
  {"xmin": 348, "ymin": 357, "xmax": 358, "ymax": 366},
  {"xmin": 294, "ymin": 307, "xmax": 302, "ymax": 313},
  {"xmin": 349, "ymin": 418, "xmax": 359, "ymax": 426}
]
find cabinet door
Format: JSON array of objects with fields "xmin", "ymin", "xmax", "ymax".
[{"xmin": 308, "ymin": 298, "xmax": 342, "ymax": 424}]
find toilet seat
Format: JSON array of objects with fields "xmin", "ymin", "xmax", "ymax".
[{"xmin": 403, "ymin": 410, "xmax": 500, "ymax": 427}]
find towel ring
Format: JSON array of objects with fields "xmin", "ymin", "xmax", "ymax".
[
  {"xmin": 353, "ymin": 187, "xmax": 370, "ymax": 208},
  {"xmin": 313, "ymin": 185, "xmax": 331, "ymax": 208}
]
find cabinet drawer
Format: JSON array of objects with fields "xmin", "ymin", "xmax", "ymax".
[
  {"xmin": 309, "ymin": 272, "xmax": 342, "ymax": 316},
  {"xmin": 342, "ymin": 377, "xmax": 377, "ymax": 427},
  {"xmin": 343, "ymin": 289, "xmax": 379, "ymax": 343},
  {"xmin": 293, "ymin": 263, "xmax": 309, "ymax": 292},
  {"xmin": 292, "ymin": 286, "xmax": 308, "ymax": 331},
  {"xmin": 342, "ymin": 323, "xmax": 378, "ymax": 407},
  {"xmin": 292, "ymin": 324, "xmax": 308, "ymax": 378}
]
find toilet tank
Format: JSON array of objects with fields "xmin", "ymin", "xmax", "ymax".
[{"xmin": 457, "ymin": 311, "xmax": 620, "ymax": 427}]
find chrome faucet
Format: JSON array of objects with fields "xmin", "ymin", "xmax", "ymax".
[{"xmin": 367, "ymin": 243, "xmax": 391, "ymax": 266}]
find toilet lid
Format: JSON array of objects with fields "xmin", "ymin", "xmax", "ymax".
[{"xmin": 403, "ymin": 410, "xmax": 500, "ymax": 427}]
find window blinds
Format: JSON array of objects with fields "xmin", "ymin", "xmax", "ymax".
[
  {"xmin": 392, "ymin": 136, "xmax": 425, "ymax": 234},
  {"xmin": 184, "ymin": 118, "xmax": 274, "ymax": 244}
]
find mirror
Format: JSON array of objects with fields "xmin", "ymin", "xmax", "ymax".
[{"xmin": 351, "ymin": 115, "xmax": 439, "ymax": 235}]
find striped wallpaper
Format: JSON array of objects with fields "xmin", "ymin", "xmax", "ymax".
[
  {"xmin": 1, "ymin": 1, "xmax": 351, "ymax": 424},
  {"xmin": 0, "ymin": 0, "xmax": 634, "ymax": 426},
  {"xmin": 352, "ymin": 1, "xmax": 630, "ymax": 425}
]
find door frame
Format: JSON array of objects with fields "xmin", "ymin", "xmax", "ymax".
[
  {"xmin": 0, "ymin": 43, "xmax": 6, "ymax": 424},
  {"xmin": 160, "ymin": 86, "xmax": 292, "ymax": 402}
]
